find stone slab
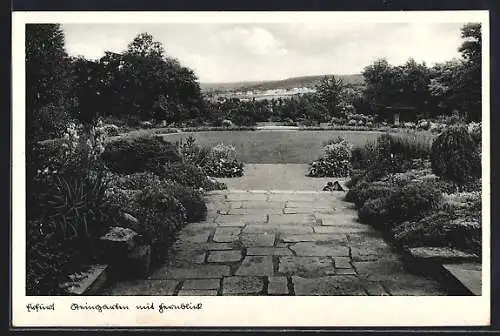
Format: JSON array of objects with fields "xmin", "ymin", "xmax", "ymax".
[
  {"xmin": 290, "ymin": 242, "xmax": 350, "ymax": 257},
  {"xmin": 363, "ymin": 282, "xmax": 390, "ymax": 296},
  {"xmin": 314, "ymin": 226, "xmax": 373, "ymax": 234},
  {"xmin": 242, "ymin": 225, "xmax": 277, "ymax": 234},
  {"xmin": 241, "ymin": 201, "xmax": 285, "ymax": 209},
  {"xmin": 353, "ymin": 260, "xmax": 409, "ymax": 282},
  {"xmin": 182, "ymin": 278, "xmax": 221, "ymax": 290},
  {"xmin": 226, "ymin": 193, "xmax": 268, "ymax": 201},
  {"xmin": 278, "ymin": 226, "xmax": 314, "ymax": 235},
  {"xmin": 443, "ymin": 263, "xmax": 482, "ymax": 296},
  {"xmin": 246, "ymin": 247, "xmax": 293, "ymax": 256},
  {"xmin": 213, "ymin": 227, "xmax": 241, "ymax": 243},
  {"xmin": 278, "ymin": 256, "xmax": 334, "ymax": 277},
  {"xmin": 207, "ymin": 250, "xmax": 242, "ymax": 263},
  {"xmin": 236, "ymin": 256, "xmax": 274, "ymax": 276},
  {"xmin": 319, "ymin": 214, "xmax": 360, "ymax": 226},
  {"xmin": 241, "ymin": 233, "xmax": 276, "ymax": 247},
  {"xmin": 206, "ymin": 243, "xmax": 237, "ymax": 251},
  {"xmin": 280, "ymin": 234, "xmax": 347, "ymax": 244},
  {"xmin": 222, "ymin": 276, "xmax": 264, "ymax": 295},
  {"xmin": 178, "ymin": 289, "xmax": 218, "ymax": 296},
  {"xmin": 383, "ymin": 280, "xmax": 447, "ymax": 296},
  {"xmin": 214, "ymin": 214, "xmax": 267, "ymax": 226},
  {"xmin": 62, "ymin": 264, "xmax": 109, "ymax": 296},
  {"xmin": 292, "ymin": 276, "xmax": 367, "ymax": 296},
  {"xmin": 268, "ymin": 214, "xmax": 317, "ymax": 225},
  {"xmin": 100, "ymin": 279, "xmax": 178, "ymax": 296},
  {"xmin": 176, "ymin": 230, "xmax": 211, "ymax": 244},
  {"xmin": 408, "ymin": 247, "xmax": 480, "ymax": 262},
  {"xmin": 150, "ymin": 265, "xmax": 231, "ymax": 280},
  {"xmin": 268, "ymin": 276, "xmax": 289, "ymax": 295},
  {"xmin": 335, "ymin": 268, "xmax": 358, "ymax": 275},
  {"xmin": 334, "ymin": 257, "xmax": 352, "ymax": 269}
]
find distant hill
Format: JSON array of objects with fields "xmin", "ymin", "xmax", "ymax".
[{"xmin": 200, "ymin": 74, "xmax": 364, "ymax": 93}]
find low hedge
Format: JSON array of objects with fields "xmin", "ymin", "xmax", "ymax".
[
  {"xmin": 348, "ymin": 180, "xmax": 443, "ymax": 231},
  {"xmin": 102, "ymin": 135, "xmax": 183, "ymax": 174}
]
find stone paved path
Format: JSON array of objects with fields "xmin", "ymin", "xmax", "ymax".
[
  {"xmin": 217, "ymin": 164, "xmax": 335, "ymax": 191},
  {"xmin": 101, "ymin": 190, "xmax": 448, "ymax": 296}
]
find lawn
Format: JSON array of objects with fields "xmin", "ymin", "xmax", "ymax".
[{"xmin": 160, "ymin": 130, "xmax": 384, "ymax": 163}]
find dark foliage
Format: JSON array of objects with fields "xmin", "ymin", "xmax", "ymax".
[
  {"xmin": 102, "ymin": 136, "xmax": 182, "ymax": 174},
  {"xmin": 431, "ymin": 126, "xmax": 481, "ymax": 183}
]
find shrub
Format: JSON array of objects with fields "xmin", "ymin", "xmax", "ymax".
[
  {"xmin": 352, "ymin": 180, "xmax": 443, "ymax": 230},
  {"xmin": 135, "ymin": 185, "xmax": 186, "ymax": 258},
  {"xmin": 392, "ymin": 206, "xmax": 481, "ymax": 255},
  {"xmin": 203, "ymin": 143, "xmax": 245, "ymax": 178},
  {"xmin": 26, "ymin": 220, "xmax": 73, "ymax": 295},
  {"xmin": 210, "ymin": 143, "xmax": 237, "ymax": 161},
  {"xmin": 29, "ymin": 102, "xmax": 71, "ymax": 142},
  {"xmin": 204, "ymin": 159, "xmax": 244, "ymax": 178},
  {"xmin": 308, "ymin": 137, "xmax": 352, "ymax": 177},
  {"xmin": 102, "ymin": 135, "xmax": 182, "ymax": 174},
  {"xmin": 430, "ymin": 126, "xmax": 481, "ymax": 183},
  {"xmin": 162, "ymin": 182, "xmax": 207, "ymax": 222},
  {"xmin": 26, "ymin": 122, "xmax": 114, "ymax": 294},
  {"xmin": 177, "ymin": 136, "xmax": 211, "ymax": 167},
  {"xmin": 350, "ymin": 141, "xmax": 376, "ymax": 170},
  {"xmin": 358, "ymin": 197, "xmax": 391, "ymax": 228},
  {"xmin": 386, "ymin": 181, "xmax": 443, "ymax": 223},
  {"xmin": 345, "ymin": 171, "xmax": 365, "ymax": 189},
  {"xmin": 103, "ymin": 124, "xmax": 120, "ymax": 136},
  {"xmin": 345, "ymin": 181, "xmax": 396, "ymax": 208},
  {"xmin": 160, "ymin": 162, "xmax": 225, "ymax": 191},
  {"xmin": 109, "ymin": 171, "xmax": 208, "ymax": 223},
  {"xmin": 28, "ymin": 171, "xmax": 113, "ymax": 241},
  {"xmin": 468, "ymin": 122, "xmax": 482, "ymax": 145},
  {"xmin": 387, "ymin": 132, "xmax": 432, "ymax": 161},
  {"xmin": 354, "ymin": 133, "xmax": 432, "ymax": 182}
]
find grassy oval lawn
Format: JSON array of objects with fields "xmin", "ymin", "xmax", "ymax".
[{"xmin": 160, "ymin": 130, "xmax": 384, "ymax": 164}]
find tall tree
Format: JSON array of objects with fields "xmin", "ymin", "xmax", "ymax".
[
  {"xmin": 26, "ymin": 24, "xmax": 73, "ymax": 141},
  {"xmin": 458, "ymin": 23, "xmax": 482, "ymax": 121},
  {"xmin": 361, "ymin": 58, "xmax": 398, "ymax": 115},
  {"xmin": 314, "ymin": 76, "xmax": 345, "ymax": 121},
  {"xmin": 428, "ymin": 23, "xmax": 482, "ymax": 121}
]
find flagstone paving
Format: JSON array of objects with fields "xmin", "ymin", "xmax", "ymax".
[{"xmin": 100, "ymin": 190, "xmax": 448, "ymax": 296}]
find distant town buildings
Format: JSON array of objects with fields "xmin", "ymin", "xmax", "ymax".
[{"xmin": 207, "ymin": 87, "xmax": 316, "ymax": 102}]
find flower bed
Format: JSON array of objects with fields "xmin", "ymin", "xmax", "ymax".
[
  {"xmin": 26, "ymin": 119, "xmax": 227, "ymax": 295},
  {"xmin": 345, "ymin": 129, "xmax": 482, "ymax": 258},
  {"xmin": 308, "ymin": 137, "xmax": 353, "ymax": 177},
  {"xmin": 177, "ymin": 136, "xmax": 245, "ymax": 178}
]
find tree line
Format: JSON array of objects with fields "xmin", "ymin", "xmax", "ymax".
[{"xmin": 26, "ymin": 23, "xmax": 481, "ymax": 141}]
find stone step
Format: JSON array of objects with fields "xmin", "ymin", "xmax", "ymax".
[
  {"xmin": 59, "ymin": 264, "xmax": 109, "ymax": 295},
  {"xmin": 401, "ymin": 246, "xmax": 481, "ymax": 295},
  {"xmin": 441, "ymin": 263, "xmax": 482, "ymax": 296}
]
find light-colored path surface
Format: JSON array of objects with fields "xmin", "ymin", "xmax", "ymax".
[
  {"xmin": 101, "ymin": 190, "xmax": 447, "ymax": 296},
  {"xmin": 217, "ymin": 164, "xmax": 337, "ymax": 191}
]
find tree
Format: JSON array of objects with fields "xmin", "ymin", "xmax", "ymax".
[
  {"xmin": 396, "ymin": 59, "xmax": 433, "ymax": 117},
  {"xmin": 126, "ymin": 32, "xmax": 165, "ymax": 58},
  {"xmin": 458, "ymin": 23, "xmax": 482, "ymax": 121},
  {"xmin": 429, "ymin": 23, "xmax": 482, "ymax": 121},
  {"xmin": 70, "ymin": 56, "xmax": 107, "ymax": 125},
  {"xmin": 361, "ymin": 58, "xmax": 398, "ymax": 115},
  {"xmin": 26, "ymin": 24, "xmax": 74, "ymax": 141},
  {"xmin": 314, "ymin": 76, "xmax": 345, "ymax": 121},
  {"xmin": 102, "ymin": 32, "xmax": 206, "ymax": 123}
]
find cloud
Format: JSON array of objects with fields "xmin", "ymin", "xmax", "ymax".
[
  {"xmin": 215, "ymin": 26, "xmax": 287, "ymax": 57},
  {"xmin": 61, "ymin": 22, "xmax": 466, "ymax": 82}
]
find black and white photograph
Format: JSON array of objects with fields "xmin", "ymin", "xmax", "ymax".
[{"xmin": 12, "ymin": 10, "xmax": 490, "ymax": 327}]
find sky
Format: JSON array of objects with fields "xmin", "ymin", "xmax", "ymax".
[{"xmin": 61, "ymin": 22, "xmax": 466, "ymax": 83}]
